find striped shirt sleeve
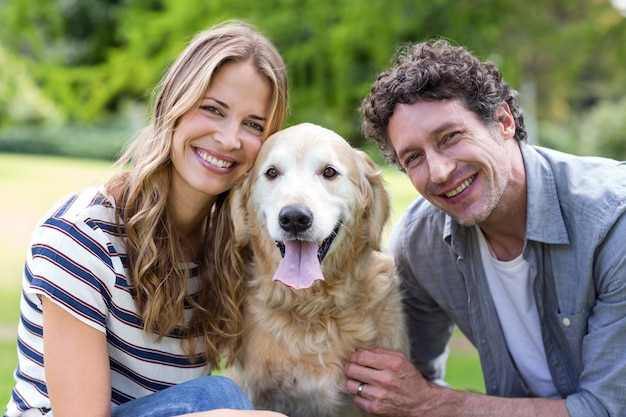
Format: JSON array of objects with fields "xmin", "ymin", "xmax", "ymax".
[{"xmin": 26, "ymin": 190, "xmax": 116, "ymax": 333}]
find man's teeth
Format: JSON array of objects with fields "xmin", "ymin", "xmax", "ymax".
[
  {"xmin": 445, "ymin": 177, "xmax": 474, "ymax": 198},
  {"xmin": 197, "ymin": 149, "xmax": 234, "ymax": 168}
]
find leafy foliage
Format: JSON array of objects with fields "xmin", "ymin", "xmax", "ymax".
[{"xmin": 0, "ymin": 0, "xmax": 625, "ymax": 158}]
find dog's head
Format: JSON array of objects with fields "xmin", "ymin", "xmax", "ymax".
[{"xmin": 230, "ymin": 122, "xmax": 390, "ymax": 290}]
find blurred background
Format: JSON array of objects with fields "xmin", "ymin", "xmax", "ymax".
[
  {"xmin": 0, "ymin": 0, "xmax": 625, "ymax": 162},
  {"xmin": 1, "ymin": 0, "xmax": 626, "ymax": 404}
]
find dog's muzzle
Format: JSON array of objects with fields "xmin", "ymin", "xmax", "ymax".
[{"xmin": 275, "ymin": 204, "xmax": 340, "ymax": 262}]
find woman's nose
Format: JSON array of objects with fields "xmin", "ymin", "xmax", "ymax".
[{"xmin": 213, "ymin": 120, "xmax": 242, "ymax": 150}]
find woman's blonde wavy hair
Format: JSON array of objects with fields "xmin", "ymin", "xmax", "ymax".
[{"xmin": 106, "ymin": 21, "xmax": 288, "ymax": 370}]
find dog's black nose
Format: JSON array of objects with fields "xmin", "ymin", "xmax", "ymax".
[{"xmin": 279, "ymin": 205, "xmax": 313, "ymax": 234}]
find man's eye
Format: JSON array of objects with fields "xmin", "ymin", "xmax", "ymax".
[
  {"xmin": 443, "ymin": 131, "xmax": 460, "ymax": 144},
  {"xmin": 404, "ymin": 153, "xmax": 423, "ymax": 168}
]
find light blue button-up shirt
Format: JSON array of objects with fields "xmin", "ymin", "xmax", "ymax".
[{"xmin": 390, "ymin": 141, "xmax": 626, "ymax": 416}]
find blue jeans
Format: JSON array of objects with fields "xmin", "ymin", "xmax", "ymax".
[{"xmin": 111, "ymin": 376, "xmax": 254, "ymax": 417}]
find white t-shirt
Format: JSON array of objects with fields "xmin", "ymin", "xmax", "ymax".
[
  {"xmin": 476, "ymin": 226, "xmax": 559, "ymax": 398},
  {"xmin": 5, "ymin": 186, "xmax": 210, "ymax": 416}
]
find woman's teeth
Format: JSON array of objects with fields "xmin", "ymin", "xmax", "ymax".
[{"xmin": 196, "ymin": 148, "xmax": 234, "ymax": 169}]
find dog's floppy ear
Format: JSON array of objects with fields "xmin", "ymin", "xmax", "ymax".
[
  {"xmin": 228, "ymin": 172, "xmax": 252, "ymax": 247},
  {"xmin": 355, "ymin": 150, "xmax": 390, "ymax": 251}
]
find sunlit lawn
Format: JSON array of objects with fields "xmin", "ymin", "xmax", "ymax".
[{"xmin": 0, "ymin": 152, "xmax": 483, "ymax": 408}]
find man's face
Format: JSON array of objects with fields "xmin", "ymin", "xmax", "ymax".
[{"xmin": 388, "ymin": 99, "xmax": 516, "ymax": 226}]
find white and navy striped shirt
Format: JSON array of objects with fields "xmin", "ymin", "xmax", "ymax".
[{"xmin": 5, "ymin": 186, "xmax": 210, "ymax": 416}]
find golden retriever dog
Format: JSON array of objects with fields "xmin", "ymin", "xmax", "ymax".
[{"xmin": 228, "ymin": 123, "xmax": 408, "ymax": 417}]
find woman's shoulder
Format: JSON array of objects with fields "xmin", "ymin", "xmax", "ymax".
[
  {"xmin": 29, "ymin": 185, "xmax": 123, "ymax": 252},
  {"xmin": 40, "ymin": 185, "xmax": 117, "ymax": 225}
]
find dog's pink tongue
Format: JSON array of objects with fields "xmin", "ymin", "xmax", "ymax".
[{"xmin": 273, "ymin": 240, "xmax": 324, "ymax": 290}]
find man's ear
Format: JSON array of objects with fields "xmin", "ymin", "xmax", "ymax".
[{"xmin": 496, "ymin": 102, "xmax": 516, "ymax": 139}]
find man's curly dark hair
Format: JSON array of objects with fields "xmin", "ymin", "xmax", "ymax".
[{"xmin": 360, "ymin": 39, "xmax": 527, "ymax": 167}]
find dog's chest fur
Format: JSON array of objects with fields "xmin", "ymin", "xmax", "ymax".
[{"xmin": 237, "ymin": 250, "xmax": 403, "ymax": 417}]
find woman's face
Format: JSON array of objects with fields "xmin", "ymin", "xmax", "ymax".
[{"xmin": 170, "ymin": 60, "xmax": 272, "ymax": 209}]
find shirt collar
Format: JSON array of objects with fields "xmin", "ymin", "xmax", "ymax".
[{"xmin": 521, "ymin": 142, "xmax": 569, "ymax": 244}]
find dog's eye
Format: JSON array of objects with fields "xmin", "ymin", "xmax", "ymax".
[
  {"xmin": 322, "ymin": 166, "xmax": 338, "ymax": 178},
  {"xmin": 265, "ymin": 167, "xmax": 279, "ymax": 179}
]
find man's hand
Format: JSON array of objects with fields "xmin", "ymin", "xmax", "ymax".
[
  {"xmin": 345, "ymin": 348, "xmax": 428, "ymax": 417},
  {"xmin": 344, "ymin": 348, "xmax": 570, "ymax": 417}
]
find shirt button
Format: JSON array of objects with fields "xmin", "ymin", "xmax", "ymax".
[{"xmin": 562, "ymin": 318, "xmax": 571, "ymax": 327}]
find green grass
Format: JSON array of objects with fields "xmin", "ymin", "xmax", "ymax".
[
  {"xmin": 0, "ymin": 152, "xmax": 483, "ymax": 408},
  {"xmin": 447, "ymin": 348, "xmax": 485, "ymax": 392},
  {"xmin": 380, "ymin": 166, "xmax": 419, "ymax": 239},
  {"xmin": 0, "ymin": 153, "xmax": 114, "ymax": 297}
]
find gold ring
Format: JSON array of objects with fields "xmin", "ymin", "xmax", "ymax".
[{"xmin": 357, "ymin": 382, "xmax": 365, "ymax": 397}]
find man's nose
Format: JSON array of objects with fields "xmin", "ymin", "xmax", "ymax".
[{"xmin": 427, "ymin": 150, "xmax": 455, "ymax": 184}]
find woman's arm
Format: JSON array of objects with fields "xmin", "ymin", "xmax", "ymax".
[{"xmin": 43, "ymin": 296, "xmax": 112, "ymax": 417}]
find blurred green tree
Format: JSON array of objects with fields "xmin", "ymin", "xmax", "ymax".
[{"xmin": 0, "ymin": 0, "xmax": 624, "ymax": 156}]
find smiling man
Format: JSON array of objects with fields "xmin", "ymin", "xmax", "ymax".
[{"xmin": 344, "ymin": 39, "xmax": 626, "ymax": 417}]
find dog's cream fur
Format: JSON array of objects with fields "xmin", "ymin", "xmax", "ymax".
[{"xmin": 228, "ymin": 123, "xmax": 408, "ymax": 417}]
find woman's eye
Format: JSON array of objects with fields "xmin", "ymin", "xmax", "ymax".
[
  {"xmin": 265, "ymin": 167, "xmax": 279, "ymax": 179},
  {"xmin": 244, "ymin": 121, "xmax": 265, "ymax": 133},
  {"xmin": 200, "ymin": 105, "xmax": 221, "ymax": 115},
  {"xmin": 322, "ymin": 166, "xmax": 338, "ymax": 178}
]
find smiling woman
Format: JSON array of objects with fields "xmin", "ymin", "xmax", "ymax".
[{"xmin": 4, "ymin": 20, "xmax": 290, "ymax": 417}]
